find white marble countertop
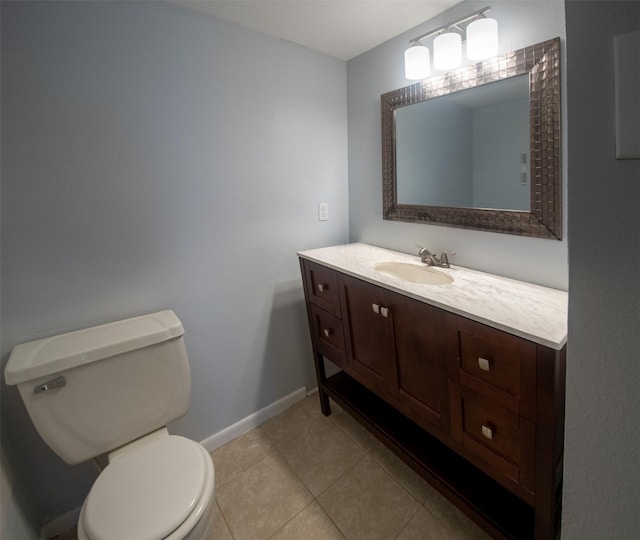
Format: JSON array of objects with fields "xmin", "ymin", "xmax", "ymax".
[{"xmin": 298, "ymin": 243, "xmax": 568, "ymax": 350}]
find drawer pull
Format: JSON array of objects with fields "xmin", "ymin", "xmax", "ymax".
[
  {"xmin": 380, "ymin": 306, "xmax": 390, "ymax": 318},
  {"xmin": 323, "ymin": 328, "xmax": 333, "ymax": 338},
  {"xmin": 481, "ymin": 424, "xmax": 494, "ymax": 440},
  {"xmin": 478, "ymin": 357, "xmax": 491, "ymax": 371},
  {"xmin": 317, "ymin": 283, "xmax": 327, "ymax": 293},
  {"xmin": 372, "ymin": 303, "xmax": 380, "ymax": 314}
]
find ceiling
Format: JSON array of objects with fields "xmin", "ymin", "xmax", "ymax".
[{"xmin": 171, "ymin": 1, "xmax": 461, "ymax": 61}]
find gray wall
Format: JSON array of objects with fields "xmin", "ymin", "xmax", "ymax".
[
  {"xmin": 0, "ymin": 0, "xmax": 348, "ymax": 529},
  {"xmin": 347, "ymin": 0, "xmax": 568, "ymax": 290},
  {"xmin": 1, "ymin": 450, "xmax": 39, "ymax": 540},
  {"xmin": 472, "ymin": 97, "xmax": 529, "ymax": 211},
  {"xmin": 563, "ymin": 1, "xmax": 640, "ymax": 538}
]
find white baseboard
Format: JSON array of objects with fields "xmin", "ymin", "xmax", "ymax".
[
  {"xmin": 199, "ymin": 386, "xmax": 308, "ymax": 453},
  {"xmin": 40, "ymin": 507, "xmax": 81, "ymax": 539}
]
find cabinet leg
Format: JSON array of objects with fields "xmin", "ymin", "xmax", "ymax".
[
  {"xmin": 313, "ymin": 352, "xmax": 332, "ymax": 416},
  {"xmin": 317, "ymin": 390, "xmax": 331, "ymax": 416}
]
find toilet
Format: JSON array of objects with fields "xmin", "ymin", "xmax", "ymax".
[{"xmin": 4, "ymin": 310, "xmax": 215, "ymax": 539}]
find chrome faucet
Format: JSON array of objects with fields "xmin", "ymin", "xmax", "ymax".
[{"xmin": 416, "ymin": 244, "xmax": 456, "ymax": 268}]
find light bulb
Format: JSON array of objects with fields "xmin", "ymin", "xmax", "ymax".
[
  {"xmin": 404, "ymin": 44, "xmax": 430, "ymax": 80},
  {"xmin": 433, "ymin": 32, "xmax": 462, "ymax": 70},
  {"xmin": 466, "ymin": 17, "xmax": 499, "ymax": 61}
]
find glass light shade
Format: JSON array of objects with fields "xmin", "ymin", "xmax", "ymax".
[
  {"xmin": 433, "ymin": 32, "xmax": 462, "ymax": 70},
  {"xmin": 404, "ymin": 44, "xmax": 430, "ymax": 80},
  {"xmin": 466, "ymin": 17, "xmax": 499, "ymax": 60}
]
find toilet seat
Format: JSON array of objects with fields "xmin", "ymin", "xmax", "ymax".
[{"xmin": 80, "ymin": 435, "xmax": 214, "ymax": 540}]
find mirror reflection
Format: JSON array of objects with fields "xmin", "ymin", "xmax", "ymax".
[{"xmin": 396, "ymin": 75, "xmax": 529, "ymax": 211}]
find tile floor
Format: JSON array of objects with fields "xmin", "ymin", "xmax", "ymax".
[
  {"xmin": 53, "ymin": 395, "xmax": 491, "ymax": 540},
  {"xmin": 211, "ymin": 395, "xmax": 491, "ymax": 540}
]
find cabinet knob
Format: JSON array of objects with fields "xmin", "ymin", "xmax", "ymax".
[
  {"xmin": 478, "ymin": 357, "xmax": 491, "ymax": 371},
  {"xmin": 380, "ymin": 306, "xmax": 390, "ymax": 318},
  {"xmin": 481, "ymin": 424, "xmax": 494, "ymax": 440},
  {"xmin": 323, "ymin": 328, "xmax": 333, "ymax": 338},
  {"xmin": 372, "ymin": 303, "xmax": 380, "ymax": 314},
  {"xmin": 317, "ymin": 283, "xmax": 326, "ymax": 293}
]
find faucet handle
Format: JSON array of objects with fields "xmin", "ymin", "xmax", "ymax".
[{"xmin": 439, "ymin": 251, "xmax": 456, "ymax": 268}]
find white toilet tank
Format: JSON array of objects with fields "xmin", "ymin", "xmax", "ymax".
[{"xmin": 4, "ymin": 310, "xmax": 191, "ymax": 464}]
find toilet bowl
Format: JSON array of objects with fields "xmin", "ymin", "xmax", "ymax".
[
  {"xmin": 77, "ymin": 433, "xmax": 214, "ymax": 540},
  {"xmin": 4, "ymin": 310, "xmax": 215, "ymax": 539}
]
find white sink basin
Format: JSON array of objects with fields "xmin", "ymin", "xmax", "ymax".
[{"xmin": 374, "ymin": 262, "xmax": 454, "ymax": 285}]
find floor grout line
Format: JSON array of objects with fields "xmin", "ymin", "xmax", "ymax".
[{"xmin": 215, "ymin": 499, "xmax": 236, "ymax": 540}]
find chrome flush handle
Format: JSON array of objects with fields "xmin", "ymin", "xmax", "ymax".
[{"xmin": 34, "ymin": 376, "xmax": 66, "ymax": 395}]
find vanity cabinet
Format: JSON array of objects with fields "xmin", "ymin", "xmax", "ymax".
[{"xmin": 300, "ymin": 257, "xmax": 566, "ymax": 540}]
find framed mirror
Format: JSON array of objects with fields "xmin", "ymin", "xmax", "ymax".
[{"xmin": 381, "ymin": 38, "xmax": 562, "ymax": 239}]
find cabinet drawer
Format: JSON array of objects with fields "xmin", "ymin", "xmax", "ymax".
[
  {"xmin": 303, "ymin": 260, "xmax": 341, "ymax": 317},
  {"xmin": 461, "ymin": 388, "xmax": 519, "ymax": 463},
  {"xmin": 454, "ymin": 385, "xmax": 535, "ymax": 492},
  {"xmin": 456, "ymin": 318, "xmax": 535, "ymax": 410},
  {"xmin": 460, "ymin": 333, "xmax": 519, "ymax": 396},
  {"xmin": 309, "ymin": 305, "xmax": 346, "ymax": 368}
]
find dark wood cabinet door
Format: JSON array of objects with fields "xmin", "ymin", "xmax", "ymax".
[
  {"xmin": 388, "ymin": 292, "xmax": 450, "ymax": 431},
  {"xmin": 339, "ymin": 274, "xmax": 397, "ymax": 393}
]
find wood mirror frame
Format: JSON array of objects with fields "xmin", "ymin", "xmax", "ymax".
[{"xmin": 381, "ymin": 38, "xmax": 562, "ymax": 240}]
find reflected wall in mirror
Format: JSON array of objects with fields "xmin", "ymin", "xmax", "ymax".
[
  {"xmin": 396, "ymin": 75, "xmax": 530, "ymax": 210},
  {"xmin": 382, "ymin": 38, "xmax": 562, "ymax": 239}
]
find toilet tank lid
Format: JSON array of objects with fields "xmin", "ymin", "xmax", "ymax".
[{"xmin": 4, "ymin": 310, "xmax": 184, "ymax": 385}]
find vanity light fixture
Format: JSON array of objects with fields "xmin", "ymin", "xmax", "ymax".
[{"xmin": 404, "ymin": 5, "xmax": 498, "ymax": 80}]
